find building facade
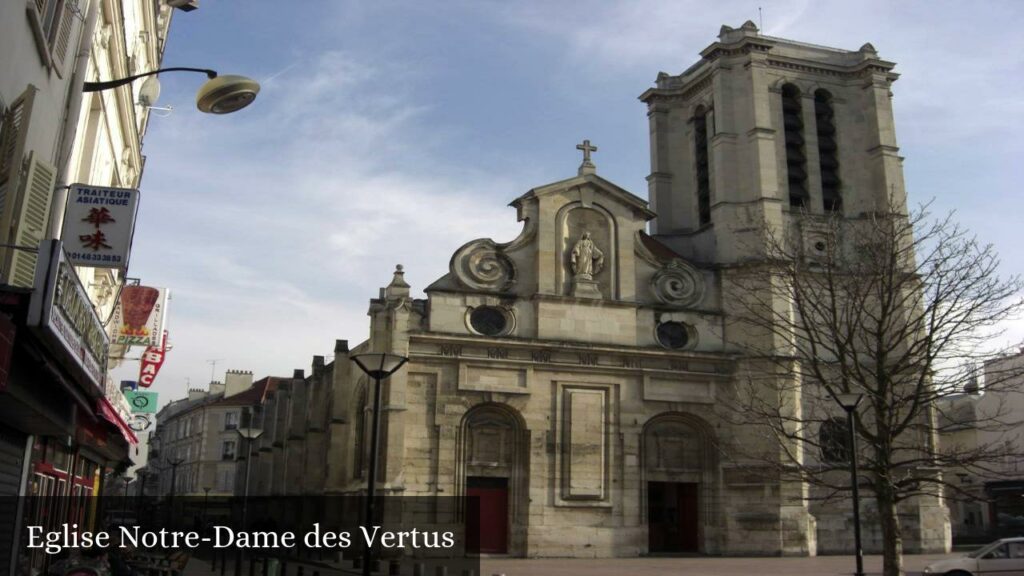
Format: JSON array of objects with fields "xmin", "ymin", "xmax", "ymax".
[
  {"xmin": 147, "ymin": 371, "xmax": 290, "ymax": 498},
  {"xmin": 245, "ymin": 23, "xmax": 952, "ymax": 558},
  {"xmin": 941, "ymin": 351, "xmax": 1024, "ymax": 542},
  {"xmin": 0, "ymin": 1, "xmax": 171, "ymax": 574}
]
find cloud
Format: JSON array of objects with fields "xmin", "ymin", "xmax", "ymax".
[{"xmin": 119, "ymin": 49, "xmax": 525, "ymax": 403}]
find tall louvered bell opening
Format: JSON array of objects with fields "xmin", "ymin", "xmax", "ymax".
[
  {"xmin": 781, "ymin": 84, "xmax": 808, "ymax": 209},
  {"xmin": 815, "ymin": 90, "xmax": 841, "ymax": 213}
]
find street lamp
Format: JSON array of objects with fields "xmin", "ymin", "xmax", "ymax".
[
  {"xmin": 203, "ymin": 487, "xmax": 212, "ymax": 527},
  {"xmin": 835, "ymin": 392, "xmax": 865, "ymax": 576},
  {"xmin": 351, "ymin": 353, "xmax": 408, "ymax": 576},
  {"xmin": 235, "ymin": 412, "xmax": 263, "ymax": 576},
  {"xmin": 83, "ymin": 67, "xmax": 260, "ymax": 114}
]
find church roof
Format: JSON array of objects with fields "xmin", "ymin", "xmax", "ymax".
[{"xmin": 639, "ymin": 231, "xmax": 686, "ymax": 262}]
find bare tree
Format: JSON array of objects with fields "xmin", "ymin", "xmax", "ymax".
[{"xmin": 721, "ymin": 201, "xmax": 1024, "ymax": 576}]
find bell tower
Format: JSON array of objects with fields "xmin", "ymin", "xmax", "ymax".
[{"xmin": 640, "ymin": 21, "xmax": 903, "ymax": 264}]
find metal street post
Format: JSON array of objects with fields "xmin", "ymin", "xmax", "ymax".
[
  {"xmin": 235, "ymin": 410, "xmax": 263, "ymax": 576},
  {"xmin": 351, "ymin": 353, "xmax": 408, "ymax": 576},
  {"xmin": 835, "ymin": 393, "xmax": 865, "ymax": 576}
]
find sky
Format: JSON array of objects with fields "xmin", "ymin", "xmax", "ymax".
[{"xmin": 114, "ymin": 0, "xmax": 1024, "ymax": 407}]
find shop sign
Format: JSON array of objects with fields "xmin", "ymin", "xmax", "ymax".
[
  {"xmin": 27, "ymin": 240, "xmax": 109, "ymax": 392},
  {"xmin": 60, "ymin": 184, "xmax": 139, "ymax": 269},
  {"xmin": 138, "ymin": 331, "xmax": 168, "ymax": 388},
  {"xmin": 108, "ymin": 286, "xmax": 168, "ymax": 347},
  {"xmin": 124, "ymin": 390, "xmax": 158, "ymax": 414}
]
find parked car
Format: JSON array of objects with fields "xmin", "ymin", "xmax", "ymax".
[{"xmin": 924, "ymin": 537, "xmax": 1024, "ymax": 575}]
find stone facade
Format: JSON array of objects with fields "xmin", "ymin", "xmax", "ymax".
[{"xmin": 246, "ymin": 22, "xmax": 951, "ymax": 558}]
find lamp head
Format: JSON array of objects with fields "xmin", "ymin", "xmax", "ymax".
[
  {"xmin": 196, "ymin": 74, "xmax": 260, "ymax": 114},
  {"xmin": 351, "ymin": 353, "xmax": 409, "ymax": 380},
  {"xmin": 835, "ymin": 392, "xmax": 864, "ymax": 411}
]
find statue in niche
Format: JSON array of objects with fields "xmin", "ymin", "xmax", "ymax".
[
  {"xmin": 570, "ymin": 231, "xmax": 604, "ymax": 280},
  {"xmin": 569, "ymin": 231, "xmax": 605, "ymax": 299}
]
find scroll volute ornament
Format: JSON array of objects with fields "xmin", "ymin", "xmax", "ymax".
[
  {"xmin": 451, "ymin": 239, "xmax": 517, "ymax": 292},
  {"xmin": 651, "ymin": 259, "xmax": 704, "ymax": 307}
]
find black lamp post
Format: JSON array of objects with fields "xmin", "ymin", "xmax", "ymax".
[
  {"xmin": 203, "ymin": 487, "xmax": 212, "ymax": 527},
  {"xmin": 835, "ymin": 392, "xmax": 865, "ymax": 576},
  {"xmin": 351, "ymin": 353, "xmax": 409, "ymax": 576},
  {"xmin": 83, "ymin": 67, "xmax": 260, "ymax": 114},
  {"xmin": 234, "ymin": 411, "xmax": 263, "ymax": 576}
]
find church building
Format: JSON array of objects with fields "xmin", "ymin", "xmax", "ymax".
[{"xmin": 249, "ymin": 22, "xmax": 951, "ymax": 558}]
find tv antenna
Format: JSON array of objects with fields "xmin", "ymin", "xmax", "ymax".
[
  {"xmin": 207, "ymin": 359, "xmax": 224, "ymax": 383},
  {"xmin": 759, "ymin": 6, "xmax": 764, "ymax": 31}
]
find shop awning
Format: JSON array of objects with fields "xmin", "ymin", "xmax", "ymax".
[{"xmin": 97, "ymin": 396, "xmax": 138, "ymax": 445}]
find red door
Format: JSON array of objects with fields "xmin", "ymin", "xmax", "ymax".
[
  {"xmin": 466, "ymin": 477, "xmax": 508, "ymax": 554},
  {"xmin": 648, "ymin": 481, "xmax": 700, "ymax": 553}
]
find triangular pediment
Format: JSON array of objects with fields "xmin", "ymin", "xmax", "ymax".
[{"xmin": 511, "ymin": 173, "xmax": 656, "ymax": 221}]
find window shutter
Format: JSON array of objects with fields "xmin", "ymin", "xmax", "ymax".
[
  {"xmin": 50, "ymin": 1, "xmax": 75, "ymax": 74},
  {"xmin": 0, "ymin": 87, "xmax": 36, "ymax": 215},
  {"xmin": 7, "ymin": 152, "xmax": 56, "ymax": 288}
]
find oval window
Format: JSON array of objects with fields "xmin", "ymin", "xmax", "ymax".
[
  {"xmin": 470, "ymin": 306, "xmax": 508, "ymax": 336},
  {"xmin": 656, "ymin": 321, "xmax": 691, "ymax": 350}
]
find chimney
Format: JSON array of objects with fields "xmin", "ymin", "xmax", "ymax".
[
  {"xmin": 187, "ymin": 388, "xmax": 208, "ymax": 401},
  {"xmin": 224, "ymin": 370, "xmax": 253, "ymax": 397},
  {"xmin": 209, "ymin": 381, "xmax": 225, "ymax": 396}
]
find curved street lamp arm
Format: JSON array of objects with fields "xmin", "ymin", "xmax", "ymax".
[{"xmin": 83, "ymin": 67, "xmax": 218, "ymax": 93}]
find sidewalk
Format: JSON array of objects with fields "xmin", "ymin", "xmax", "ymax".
[{"xmin": 480, "ymin": 553, "xmax": 959, "ymax": 576}]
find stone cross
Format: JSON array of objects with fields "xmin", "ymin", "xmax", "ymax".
[{"xmin": 576, "ymin": 139, "xmax": 597, "ymax": 175}]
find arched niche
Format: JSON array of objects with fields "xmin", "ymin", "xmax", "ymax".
[{"xmin": 555, "ymin": 200, "xmax": 618, "ymax": 299}]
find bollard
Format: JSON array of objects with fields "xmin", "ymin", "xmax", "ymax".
[
  {"xmin": 280, "ymin": 559, "xmax": 287, "ymax": 576},
  {"xmin": 352, "ymin": 557, "xmax": 361, "ymax": 569},
  {"xmin": 413, "ymin": 563, "xmax": 426, "ymax": 576},
  {"xmin": 435, "ymin": 567, "xmax": 448, "ymax": 576},
  {"xmin": 372, "ymin": 559, "xmax": 382, "ymax": 573},
  {"xmin": 389, "ymin": 560, "xmax": 401, "ymax": 576},
  {"xmin": 297, "ymin": 566, "xmax": 304, "ymax": 576},
  {"xmin": 220, "ymin": 549, "xmax": 226, "ymax": 576},
  {"xmin": 249, "ymin": 557, "xmax": 256, "ymax": 576},
  {"xmin": 262, "ymin": 558, "xmax": 269, "ymax": 576}
]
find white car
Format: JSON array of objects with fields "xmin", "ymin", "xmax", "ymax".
[{"xmin": 924, "ymin": 537, "xmax": 1024, "ymax": 575}]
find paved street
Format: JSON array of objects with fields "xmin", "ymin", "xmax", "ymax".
[{"xmin": 184, "ymin": 552, "xmax": 965, "ymax": 576}]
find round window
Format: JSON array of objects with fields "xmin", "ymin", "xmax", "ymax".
[
  {"xmin": 470, "ymin": 306, "xmax": 508, "ymax": 336},
  {"xmin": 656, "ymin": 321, "xmax": 691, "ymax": 350}
]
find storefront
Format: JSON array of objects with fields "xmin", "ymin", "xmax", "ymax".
[{"xmin": 0, "ymin": 241, "xmax": 136, "ymax": 576}]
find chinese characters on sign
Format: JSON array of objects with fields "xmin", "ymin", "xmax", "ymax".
[
  {"xmin": 60, "ymin": 185, "xmax": 139, "ymax": 269},
  {"xmin": 108, "ymin": 286, "xmax": 168, "ymax": 347}
]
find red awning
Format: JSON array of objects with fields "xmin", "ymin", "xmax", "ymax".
[{"xmin": 97, "ymin": 396, "xmax": 138, "ymax": 445}]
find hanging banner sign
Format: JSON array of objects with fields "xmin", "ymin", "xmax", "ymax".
[
  {"xmin": 138, "ymin": 331, "xmax": 168, "ymax": 388},
  {"xmin": 108, "ymin": 286, "xmax": 168, "ymax": 347},
  {"xmin": 124, "ymin": 390, "xmax": 158, "ymax": 414},
  {"xmin": 60, "ymin": 184, "xmax": 140, "ymax": 269}
]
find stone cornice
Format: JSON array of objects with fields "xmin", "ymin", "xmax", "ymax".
[{"xmin": 408, "ymin": 331, "xmax": 735, "ymax": 376}]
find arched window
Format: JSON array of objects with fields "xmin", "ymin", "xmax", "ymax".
[
  {"xmin": 693, "ymin": 106, "xmax": 711, "ymax": 225},
  {"xmin": 820, "ymin": 417, "xmax": 850, "ymax": 463},
  {"xmin": 781, "ymin": 84, "xmax": 808, "ymax": 208},
  {"xmin": 815, "ymin": 90, "xmax": 841, "ymax": 212}
]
